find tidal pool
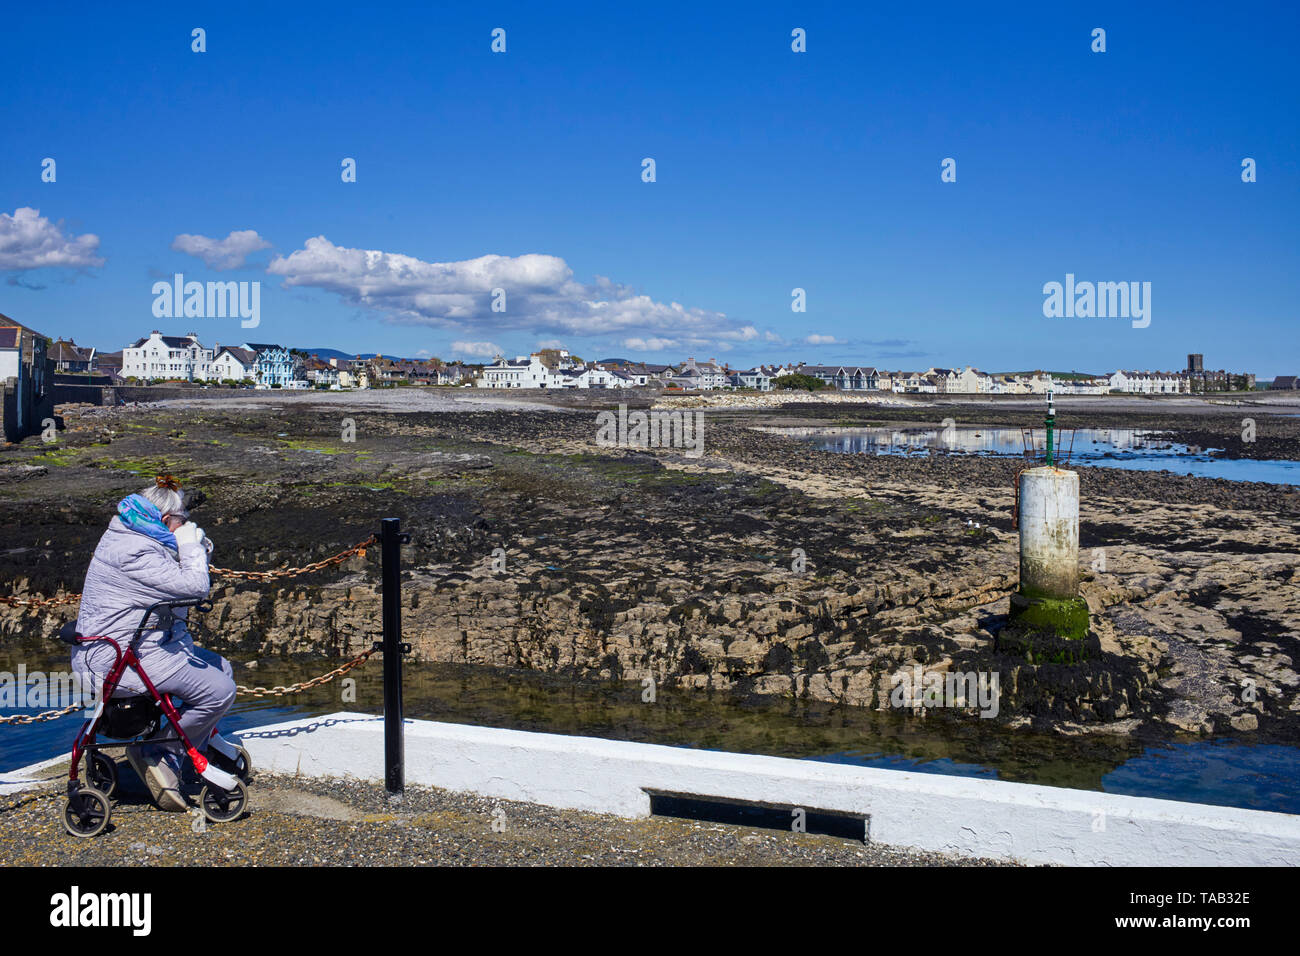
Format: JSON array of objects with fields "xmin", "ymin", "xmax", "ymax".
[{"xmin": 768, "ymin": 425, "xmax": 1300, "ymax": 485}]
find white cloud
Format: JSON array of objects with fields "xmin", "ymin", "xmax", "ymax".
[
  {"xmin": 804, "ymin": 333, "xmax": 840, "ymax": 345},
  {"xmin": 450, "ymin": 340, "xmax": 504, "ymax": 358},
  {"xmin": 0, "ymin": 207, "xmax": 104, "ymax": 270},
  {"xmin": 172, "ymin": 229, "xmax": 272, "ymax": 270},
  {"xmin": 621, "ymin": 337, "xmax": 679, "ymax": 351},
  {"xmin": 267, "ymin": 236, "xmax": 759, "ymax": 349},
  {"xmin": 535, "ymin": 339, "xmax": 564, "ymax": 349}
]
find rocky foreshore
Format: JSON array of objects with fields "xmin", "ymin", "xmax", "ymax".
[{"xmin": 1, "ymin": 393, "xmax": 1297, "ymax": 741}]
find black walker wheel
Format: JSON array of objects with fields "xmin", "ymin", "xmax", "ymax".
[
  {"xmin": 200, "ymin": 780, "xmax": 249, "ymax": 823},
  {"xmin": 63, "ymin": 787, "xmax": 111, "ymax": 838},
  {"xmin": 211, "ymin": 744, "xmax": 254, "ymax": 783},
  {"xmin": 85, "ymin": 751, "xmax": 119, "ymax": 798},
  {"xmin": 233, "ymin": 745, "xmax": 254, "ymax": 781}
]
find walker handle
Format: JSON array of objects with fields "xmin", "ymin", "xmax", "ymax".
[{"xmin": 132, "ymin": 598, "xmax": 214, "ymax": 647}]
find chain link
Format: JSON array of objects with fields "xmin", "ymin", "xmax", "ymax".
[
  {"xmin": 209, "ymin": 534, "xmax": 378, "ymax": 582},
  {"xmin": 0, "ymin": 534, "xmax": 378, "ymax": 608},
  {"xmin": 0, "ymin": 703, "xmax": 84, "ymax": 726},
  {"xmin": 0, "ymin": 593, "xmax": 81, "ymax": 610},
  {"xmin": 234, "ymin": 647, "xmax": 377, "ymax": 697}
]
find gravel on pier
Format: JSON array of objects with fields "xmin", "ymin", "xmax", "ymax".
[{"xmin": 0, "ymin": 762, "xmax": 1012, "ymax": 867}]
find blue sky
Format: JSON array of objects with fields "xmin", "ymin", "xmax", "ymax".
[{"xmin": 1, "ymin": 2, "xmax": 1296, "ymax": 375}]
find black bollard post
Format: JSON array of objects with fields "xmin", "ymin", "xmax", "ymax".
[{"xmin": 379, "ymin": 517, "xmax": 410, "ymax": 799}]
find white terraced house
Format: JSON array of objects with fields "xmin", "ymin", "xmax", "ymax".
[
  {"xmin": 800, "ymin": 365, "xmax": 881, "ymax": 390},
  {"xmin": 122, "ymin": 331, "xmax": 213, "ymax": 381},
  {"xmin": 936, "ymin": 366, "xmax": 992, "ymax": 394},
  {"xmin": 434, "ymin": 363, "xmax": 472, "ymax": 385},
  {"xmin": 670, "ymin": 357, "xmax": 729, "ymax": 390},
  {"xmin": 1108, "ymin": 370, "xmax": 1184, "ymax": 394},
  {"xmin": 210, "ymin": 346, "xmax": 257, "ymax": 382},
  {"xmin": 594, "ymin": 360, "xmax": 672, "ymax": 387},
  {"xmin": 477, "ymin": 350, "xmax": 635, "ymax": 389},
  {"xmin": 478, "ymin": 352, "xmax": 563, "ymax": 388},
  {"xmin": 925, "ymin": 366, "xmax": 995, "ymax": 393},
  {"xmin": 890, "ymin": 371, "xmax": 931, "ymax": 393},
  {"xmin": 1052, "ymin": 377, "xmax": 1110, "ymax": 395}
]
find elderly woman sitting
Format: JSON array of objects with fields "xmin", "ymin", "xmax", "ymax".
[{"xmin": 73, "ymin": 475, "xmax": 236, "ymax": 810}]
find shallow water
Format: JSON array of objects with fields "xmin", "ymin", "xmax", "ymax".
[
  {"xmin": 775, "ymin": 425, "xmax": 1300, "ymax": 485},
  {"xmin": 3, "ymin": 646, "xmax": 1296, "ymax": 815}
]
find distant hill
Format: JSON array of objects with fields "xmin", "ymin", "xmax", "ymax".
[{"xmin": 298, "ymin": 347, "xmax": 379, "ymax": 361}]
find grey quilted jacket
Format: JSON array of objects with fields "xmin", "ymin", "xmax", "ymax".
[{"xmin": 72, "ymin": 516, "xmax": 211, "ymax": 693}]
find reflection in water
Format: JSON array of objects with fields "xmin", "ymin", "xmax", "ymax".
[
  {"xmin": 768, "ymin": 425, "xmax": 1300, "ymax": 485},
  {"xmin": 4, "ymin": 644, "xmax": 1296, "ymax": 814}
]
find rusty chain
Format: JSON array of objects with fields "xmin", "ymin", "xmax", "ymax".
[
  {"xmin": 0, "ymin": 534, "xmax": 378, "ymax": 608},
  {"xmin": 0, "ymin": 593, "xmax": 82, "ymax": 610},
  {"xmin": 0, "ymin": 703, "xmax": 84, "ymax": 726},
  {"xmin": 209, "ymin": 534, "xmax": 378, "ymax": 582},
  {"xmin": 234, "ymin": 647, "xmax": 377, "ymax": 697}
]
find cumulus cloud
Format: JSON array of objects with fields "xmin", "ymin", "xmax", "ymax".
[
  {"xmin": 621, "ymin": 337, "xmax": 679, "ymax": 351},
  {"xmin": 172, "ymin": 229, "xmax": 272, "ymax": 270},
  {"xmin": 804, "ymin": 333, "xmax": 840, "ymax": 345},
  {"xmin": 0, "ymin": 207, "xmax": 104, "ymax": 271},
  {"xmin": 267, "ymin": 236, "xmax": 758, "ymax": 349},
  {"xmin": 450, "ymin": 340, "xmax": 504, "ymax": 358}
]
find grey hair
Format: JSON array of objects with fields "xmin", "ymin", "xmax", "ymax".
[{"xmin": 138, "ymin": 484, "xmax": 184, "ymax": 517}]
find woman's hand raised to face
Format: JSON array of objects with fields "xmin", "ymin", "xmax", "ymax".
[{"xmin": 172, "ymin": 521, "xmax": 213, "ymax": 556}]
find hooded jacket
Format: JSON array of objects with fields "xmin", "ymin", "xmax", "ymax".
[{"xmin": 73, "ymin": 513, "xmax": 211, "ymax": 694}]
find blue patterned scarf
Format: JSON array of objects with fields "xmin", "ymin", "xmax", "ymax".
[{"xmin": 116, "ymin": 494, "xmax": 178, "ymax": 553}]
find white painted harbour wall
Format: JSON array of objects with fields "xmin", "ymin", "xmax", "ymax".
[{"xmin": 231, "ymin": 712, "xmax": 1300, "ymax": 867}]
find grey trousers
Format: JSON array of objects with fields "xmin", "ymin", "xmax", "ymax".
[
  {"xmin": 151, "ymin": 644, "xmax": 237, "ymax": 754},
  {"xmin": 75, "ymin": 638, "xmax": 237, "ymax": 754}
]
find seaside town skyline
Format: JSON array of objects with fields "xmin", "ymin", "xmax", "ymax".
[{"xmin": 7, "ymin": 318, "xmax": 1273, "ymax": 398}]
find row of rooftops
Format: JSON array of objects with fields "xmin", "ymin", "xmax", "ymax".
[{"xmin": 2, "ymin": 317, "xmax": 1276, "ymax": 387}]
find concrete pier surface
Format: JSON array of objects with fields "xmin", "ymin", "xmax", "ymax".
[{"xmin": 7, "ymin": 713, "xmax": 1297, "ymax": 866}]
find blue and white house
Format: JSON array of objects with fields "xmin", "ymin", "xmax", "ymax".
[{"xmin": 245, "ymin": 343, "xmax": 298, "ymax": 388}]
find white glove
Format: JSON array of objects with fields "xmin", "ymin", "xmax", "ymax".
[
  {"xmin": 174, "ymin": 522, "xmax": 201, "ymax": 549},
  {"xmin": 196, "ymin": 527, "xmax": 214, "ymax": 556}
]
